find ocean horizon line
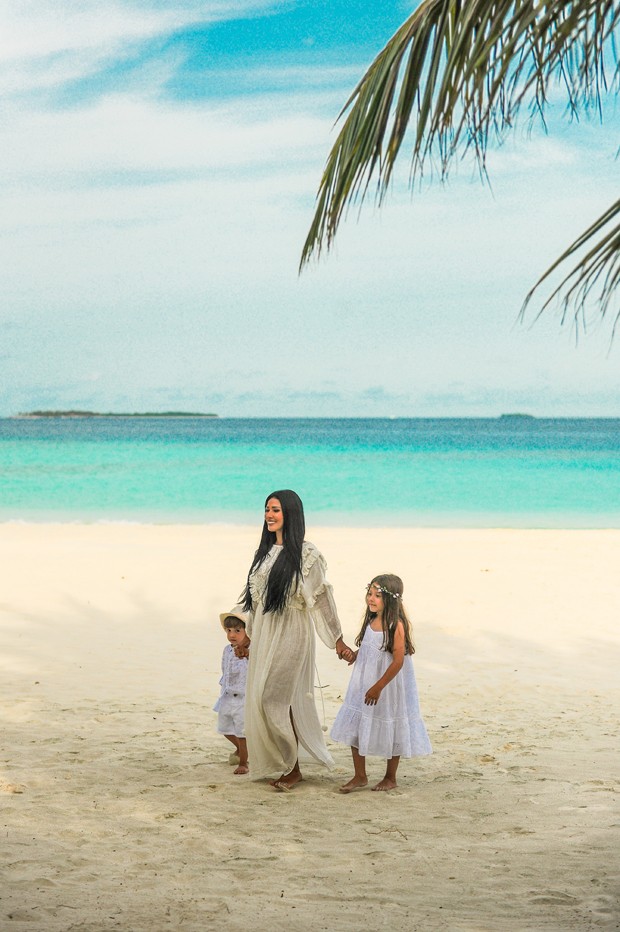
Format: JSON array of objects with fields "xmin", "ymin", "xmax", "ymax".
[{"xmin": 4, "ymin": 414, "xmax": 620, "ymax": 421}]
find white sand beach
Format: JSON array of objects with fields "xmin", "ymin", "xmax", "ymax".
[{"xmin": 1, "ymin": 524, "xmax": 619, "ymax": 931}]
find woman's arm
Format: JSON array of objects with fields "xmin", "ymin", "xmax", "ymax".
[
  {"xmin": 234, "ymin": 639, "xmax": 250, "ymax": 659},
  {"xmin": 302, "ymin": 544, "xmax": 355, "ymax": 657},
  {"xmin": 335, "ymin": 636, "xmax": 355, "ymax": 662},
  {"xmin": 314, "ymin": 589, "xmax": 354, "ymax": 659},
  {"xmin": 364, "ymin": 622, "xmax": 405, "ymax": 705}
]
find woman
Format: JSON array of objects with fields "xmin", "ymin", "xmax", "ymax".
[{"xmin": 240, "ymin": 489, "xmax": 352, "ymax": 790}]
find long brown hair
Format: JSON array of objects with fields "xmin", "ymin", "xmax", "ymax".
[{"xmin": 355, "ymin": 573, "xmax": 415, "ymax": 655}]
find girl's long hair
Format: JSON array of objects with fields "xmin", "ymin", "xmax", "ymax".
[
  {"xmin": 355, "ymin": 574, "xmax": 415, "ymax": 655},
  {"xmin": 241, "ymin": 489, "xmax": 305, "ymax": 615}
]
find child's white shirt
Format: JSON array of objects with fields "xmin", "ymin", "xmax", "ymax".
[{"xmin": 217, "ymin": 644, "xmax": 247, "ymax": 699}]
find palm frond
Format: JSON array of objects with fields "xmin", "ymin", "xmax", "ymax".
[
  {"xmin": 301, "ymin": 0, "xmax": 620, "ymax": 326},
  {"xmin": 521, "ymin": 197, "xmax": 620, "ymax": 334}
]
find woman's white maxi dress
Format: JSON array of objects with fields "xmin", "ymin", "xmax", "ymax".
[
  {"xmin": 330, "ymin": 626, "xmax": 432, "ymax": 759},
  {"xmin": 245, "ymin": 541, "xmax": 343, "ymax": 779}
]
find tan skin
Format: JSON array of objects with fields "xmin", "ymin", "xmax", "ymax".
[
  {"xmin": 340, "ymin": 585, "xmax": 406, "ymax": 793},
  {"xmin": 238, "ymin": 496, "xmax": 353, "ymax": 791},
  {"xmin": 223, "ymin": 622, "xmax": 251, "ymax": 774}
]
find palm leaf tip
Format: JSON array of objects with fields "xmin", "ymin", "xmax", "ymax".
[{"xmin": 522, "ymin": 198, "xmax": 620, "ymax": 334}]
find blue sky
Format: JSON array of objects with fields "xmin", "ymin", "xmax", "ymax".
[{"xmin": 0, "ymin": 0, "xmax": 618, "ymax": 417}]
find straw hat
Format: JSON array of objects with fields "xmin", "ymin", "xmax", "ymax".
[{"xmin": 219, "ymin": 605, "xmax": 249, "ymax": 629}]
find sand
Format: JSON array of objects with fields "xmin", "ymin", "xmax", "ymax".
[{"xmin": 1, "ymin": 524, "xmax": 619, "ymax": 931}]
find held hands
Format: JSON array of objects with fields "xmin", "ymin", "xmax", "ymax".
[
  {"xmin": 364, "ymin": 683, "xmax": 382, "ymax": 706},
  {"xmin": 336, "ymin": 638, "xmax": 355, "ymax": 663},
  {"xmin": 234, "ymin": 637, "xmax": 250, "ymax": 659}
]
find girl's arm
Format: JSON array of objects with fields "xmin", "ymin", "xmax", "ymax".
[{"xmin": 364, "ymin": 622, "xmax": 406, "ymax": 705}]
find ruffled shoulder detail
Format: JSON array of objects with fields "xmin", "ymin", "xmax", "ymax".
[
  {"xmin": 301, "ymin": 540, "xmax": 326, "ymax": 578},
  {"xmin": 298, "ymin": 541, "xmax": 330, "ymax": 609}
]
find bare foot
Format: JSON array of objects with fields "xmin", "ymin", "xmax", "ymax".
[
  {"xmin": 339, "ymin": 776, "xmax": 368, "ymax": 794},
  {"xmin": 372, "ymin": 777, "xmax": 397, "ymax": 792},
  {"xmin": 234, "ymin": 764, "xmax": 249, "ymax": 775},
  {"xmin": 272, "ymin": 771, "xmax": 303, "ymax": 792}
]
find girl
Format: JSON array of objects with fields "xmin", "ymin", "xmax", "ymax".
[
  {"xmin": 240, "ymin": 490, "xmax": 353, "ymax": 791},
  {"xmin": 331, "ymin": 574, "xmax": 432, "ymax": 792}
]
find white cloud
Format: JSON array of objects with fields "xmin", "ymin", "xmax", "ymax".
[
  {"xmin": 0, "ymin": 0, "xmax": 278, "ymax": 57},
  {"xmin": 0, "ymin": 0, "xmax": 281, "ymax": 94},
  {"xmin": 0, "ymin": 93, "xmax": 331, "ymax": 182}
]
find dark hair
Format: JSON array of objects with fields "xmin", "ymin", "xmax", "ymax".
[
  {"xmin": 223, "ymin": 616, "xmax": 246, "ymax": 629},
  {"xmin": 355, "ymin": 574, "xmax": 415, "ymax": 655},
  {"xmin": 241, "ymin": 490, "xmax": 305, "ymax": 615}
]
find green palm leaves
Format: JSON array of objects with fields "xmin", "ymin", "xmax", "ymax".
[{"xmin": 301, "ymin": 0, "xmax": 620, "ymax": 331}]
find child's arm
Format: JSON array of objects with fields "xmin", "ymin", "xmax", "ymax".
[{"xmin": 364, "ymin": 622, "xmax": 406, "ymax": 705}]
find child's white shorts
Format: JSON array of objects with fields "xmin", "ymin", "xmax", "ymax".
[{"xmin": 214, "ymin": 693, "xmax": 245, "ymax": 738}]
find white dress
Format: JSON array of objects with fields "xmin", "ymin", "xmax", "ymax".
[
  {"xmin": 245, "ymin": 541, "xmax": 343, "ymax": 779},
  {"xmin": 330, "ymin": 627, "xmax": 432, "ymax": 759}
]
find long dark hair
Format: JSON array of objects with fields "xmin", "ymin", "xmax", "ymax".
[
  {"xmin": 241, "ymin": 490, "xmax": 305, "ymax": 615},
  {"xmin": 355, "ymin": 574, "xmax": 415, "ymax": 655}
]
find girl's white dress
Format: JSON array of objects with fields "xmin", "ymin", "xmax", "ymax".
[
  {"xmin": 331, "ymin": 627, "xmax": 432, "ymax": 759},
  {"xmin": 245, "ymin": 541, "xmax": 343, "ymax": 779}
]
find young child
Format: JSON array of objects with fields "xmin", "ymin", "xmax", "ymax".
[
  {"xmin": 331, "ymin": 574, "xmax": 432, "ymax": 792},
  {"xmin": 214, "ymin": 607, "xmax": 250, "ymax": 775}
]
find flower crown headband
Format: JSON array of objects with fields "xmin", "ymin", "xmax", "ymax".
[{"xmin": 366, "ymin": 582, "xmax": 401, "ymax": 600}]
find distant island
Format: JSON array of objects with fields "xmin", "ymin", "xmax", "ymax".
[
  {"xmin": 498, "ymin": 413, "xmax": 536, "ymax": 420},
  {"xmin": 16, "ymin": 410, "xmax": 218, "ymax": 418}
]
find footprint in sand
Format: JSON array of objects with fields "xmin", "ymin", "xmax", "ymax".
[
  {"xmin": 588, "ymin": 893, "xmax": 618, "ymax": 917},
  {"xmin": 1, "ymin": 783, "xmax": 24, "ymax": 794},
  {"xmin": 585, "ymin": 780, "xmax": 619, "ymax": 793},
  {"xmin": 530, "ymin": 891, "xmax": 578, "ymax": 906}
]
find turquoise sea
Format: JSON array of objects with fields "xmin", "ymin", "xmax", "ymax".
[{"xmin": 0, "ymin": 417, "xmax": 619, "ymax": 526}]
